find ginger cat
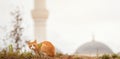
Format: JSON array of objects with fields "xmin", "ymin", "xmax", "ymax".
[{"xmin": 27, "ymin": 40, "xmax": 55, "ymax": 57}]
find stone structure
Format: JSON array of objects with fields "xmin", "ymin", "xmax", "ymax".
[{"xmin": 31, "ymin": 0, "xmax": 48, "ymax": 41}]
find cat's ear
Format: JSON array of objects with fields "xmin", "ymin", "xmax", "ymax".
[
  {"xmin": 34, "ymin": 40, "xmax": 37, "ymax": 43},
  {"xmin": 26, "ymin": 40, "xmax": 30, "ymax": 44}
]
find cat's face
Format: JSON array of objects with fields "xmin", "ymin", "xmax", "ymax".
[{"xmin": 27, "ymin": 40, "xmax": 38, "ymax": 50}]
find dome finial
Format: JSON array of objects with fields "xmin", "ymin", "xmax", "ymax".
[{"xmin": 92, "ymin": 33, "xmax": 95, "ymax": 42}]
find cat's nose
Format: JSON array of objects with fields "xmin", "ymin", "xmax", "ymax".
[{"xmin": 31, "ymin": 45, "xmax": 35, "ymax": 49}]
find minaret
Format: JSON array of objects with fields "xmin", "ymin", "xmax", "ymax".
[{"xmin": 32, "ymin": 0, "xmax": 48, "ymax": 41}]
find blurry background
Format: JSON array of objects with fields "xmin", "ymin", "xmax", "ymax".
[{"xmin": 0, "ymin": 0, "xmax": 120, "ymax": 54}]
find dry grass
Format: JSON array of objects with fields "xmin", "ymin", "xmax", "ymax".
[{"xmin": 0, "ymin": 49, "xmax": 120, "ymax": 59}]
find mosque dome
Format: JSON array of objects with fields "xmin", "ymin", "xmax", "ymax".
[
  {"xmin": 118, "ymin": 52, "xmax": 120, "ymax": 55},
  {"xmin": 75, "ymin": 40, "xmax": 113, "ymax": 56}
]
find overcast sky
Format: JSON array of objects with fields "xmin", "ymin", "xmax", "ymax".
[{"xmin": 0, "ymin": 0, "xmax": 120, "ymax": 54}]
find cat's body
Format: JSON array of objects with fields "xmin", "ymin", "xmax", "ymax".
[{"xmin": 27, "ymin": 40, "xmax": 55, "ymax": 57}]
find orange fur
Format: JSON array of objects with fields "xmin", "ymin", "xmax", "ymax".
[{"xmin": 27, "ymin": 40, "xmax": 55, "ymax": 57}]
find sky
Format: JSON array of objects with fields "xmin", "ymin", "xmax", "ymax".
[{"xmin": 0, "ymin": 0, "xmax": 120, "ymax": 54}]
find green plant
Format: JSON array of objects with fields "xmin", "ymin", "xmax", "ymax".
[
  {"xmin": 101, "ymin": 54, "xmax": 110, "ymax": 59},
  {"xmin": 117, "ymin": 56, "xmax": 120, "ymax": 59},
  {"xmin": 55, "ymin": 53, "xmax": 64, "ymax": 57},
  {"xmin": 20, "ymin": 52, "xmax": 33, "ymax": 59},
  {"xmin": 8, "ymin": 44, "xmax": 13, "ymax": 53},
  {"xmin": 112, "ymin": 54, "xmax": 118, "ymax": 59}
]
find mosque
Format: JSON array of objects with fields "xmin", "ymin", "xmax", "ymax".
[{"xmin": 75, "ymin": 35, "xmax": 113, "ymax": 56}]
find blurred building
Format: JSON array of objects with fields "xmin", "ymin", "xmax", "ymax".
[
  {"xmin": 32, "ymin": 0, "xmax": 48, "ymax": 41},
  {"xmin": 118, "ymin": 52, "xmax": 120, "ymax": 55},
  {"xmin": 75, "ymin": 36, "xmax": 113, "ymax": 56}
]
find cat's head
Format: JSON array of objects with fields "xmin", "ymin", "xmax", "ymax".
[{"xmin": 26, "ymin": 40, "xmax": 38, "ymax": 50}]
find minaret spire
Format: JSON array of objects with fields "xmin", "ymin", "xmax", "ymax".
[
  {"xmin": 92, "ymin": 33, "xmax": 95, "ymax": 42},
  {"xmin": 34, "ymin": 0, "xmax": 46, "ymax": 9}
]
